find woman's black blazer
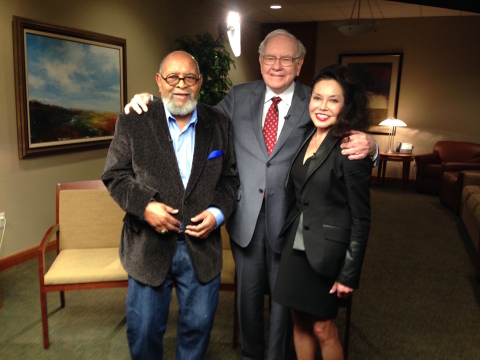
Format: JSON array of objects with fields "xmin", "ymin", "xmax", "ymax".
[{"xmin": 280, "ymin": 129, "xmax": 371, "ymax": 288}]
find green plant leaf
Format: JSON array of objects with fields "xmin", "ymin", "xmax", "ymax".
[{"xmin": 175, "ymin": 32, "xmax": 235, "ymax": 106}]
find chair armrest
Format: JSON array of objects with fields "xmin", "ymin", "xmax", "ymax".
[
  {"xmin": 38, "ymin": 224, "xmax": 59, "ymax": 277},
  {"xmin": 415, "ymin": 153, "xmax": 441, "ymax": 192},
  {"xmin": 443, "ymin": 163, "xmax": 480, "ymax": 172},
  {"xmin": 414, "ymin": 153, "xmax": 441, "ymax": 167},
  {"xmin": 462, "ymin": 171, "xmax": 480, "ymax": 187}
]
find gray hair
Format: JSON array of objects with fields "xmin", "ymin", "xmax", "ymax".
[
  {"xmin": 159, "ymin": 50, "xmax": 200, "ymax": 74},
  {"xmin": 258, "ymin": 29, "xmax": 307, "ymax": 58}
]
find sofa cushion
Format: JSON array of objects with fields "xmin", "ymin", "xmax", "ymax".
[
  {"xmin": 463, "ymin": 185, "xmax": 480, "ymax": 204},
  {"xmin": 466, "ymin": 193, "xmax": 480, "ymax": 213}
]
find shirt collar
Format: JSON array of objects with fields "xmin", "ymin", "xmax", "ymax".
[{"xmin": 265, "ymin": 81, "xmax": 296, "ymax": 107}]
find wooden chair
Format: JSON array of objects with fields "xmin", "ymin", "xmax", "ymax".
[
  {"xmin": 39, "ymin": 180, "xmax": 239, "ymax": 349},
  {"xmin": 220, "ymin": 225, "xmax": 239, "ymax": 348},
  {"xmin": 339, "ymin": 296, "xmax": 353, "ymax": 360},
  {"xmin": 38, "ymin": 180, "xmax": 128, "ymax": 349}
]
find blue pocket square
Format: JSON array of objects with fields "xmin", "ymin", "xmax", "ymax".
[{"xmin": 207, "ymin": 150, "xmax": 224, "ymax": 160}]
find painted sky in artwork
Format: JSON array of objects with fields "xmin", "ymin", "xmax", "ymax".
[{"xmin": 26, "ymin": 33, "xmax": 121, "ymax": 113}]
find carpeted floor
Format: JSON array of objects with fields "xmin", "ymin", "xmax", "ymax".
[{"xmin": 1, "ymin": 183, "xmax": 479, "ymax": 359}]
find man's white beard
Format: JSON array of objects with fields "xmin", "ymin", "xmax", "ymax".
[{"xmin": 162, "ymin": 91, "xmax": 197, "ymax": 116}]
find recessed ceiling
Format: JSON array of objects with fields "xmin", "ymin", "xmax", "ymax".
[{"xmin": 225, "ymin": 0, "xmax": 479, "ymax": 24}]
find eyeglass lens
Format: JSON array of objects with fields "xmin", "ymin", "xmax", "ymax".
[
  {"xmin": 165, "ymin": 74, "xmax": 198, "ymax": 86},
  {"xmin": 263, "ymin": 56, "xmax": 297, "ymax": 66}
]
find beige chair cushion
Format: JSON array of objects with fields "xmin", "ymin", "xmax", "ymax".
[
  {"xmin": 220, "ymin": 225, "xmax": 235, "ymax": 285},
  {"xmin": 59, "ymin": 189, "xmax": 125, "ymax": 250},
  {"xmin": 221, "ymin": 249, "xmax": 235, "ymax": 285},
  {"xmin": 44, "ymin": 248, "xmax": 127, "ymax": 285}
]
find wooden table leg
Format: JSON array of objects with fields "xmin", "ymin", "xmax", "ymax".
[
  {"xmin": 377, "ymin": 160, "xmax": 383, "ymax": 184},
  {"xmin": 402, "ymin": 160, "xmax": 410, "ymax": 189},
  {"xmin": 381, "ymin": 160, "xmax": 387, "ymax": 184}
]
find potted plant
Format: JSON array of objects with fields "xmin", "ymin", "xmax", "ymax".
[{"xmin": 176, "ymin": 32, "xmax": 235, "ymax": 106}]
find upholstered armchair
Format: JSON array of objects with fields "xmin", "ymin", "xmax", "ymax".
[{"xmin": 415, "ymin": 141, "xmax": 480, "ymax": 195}]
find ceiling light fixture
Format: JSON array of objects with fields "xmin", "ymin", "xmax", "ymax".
[
  {"xmin": 226, "ymin": 11, "xmax": 241, "ymax": 57},
  {"xmin": 270, "ymin": 5, "xmax": 282, "ymax": 10},
  {"xmin": 332, "ymin": 0, "xmax": 380, "ymax": 37}
]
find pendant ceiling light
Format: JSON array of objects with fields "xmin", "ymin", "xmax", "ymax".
[
  {"xmin": 332, "ymin": 0, "xmax": 380, "ymax": 37},
  {"xmin": 226, "ymin": 11, "xmax": 241, "ymax": 57}
]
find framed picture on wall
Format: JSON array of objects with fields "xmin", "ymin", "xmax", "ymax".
[
  {"xmin": 13, "ymin": 16, "xmax": 127, "ymax": 159},
  {"xmin": 339, "ymin": 53, "xmax": 403, "ymax": 134}
]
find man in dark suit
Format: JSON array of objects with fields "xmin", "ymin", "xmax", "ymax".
[
  {"xmin": 216, "ymin": 30, "xmax": 376, "ymax": 360},
  {"xmin": 124, "ymin": 30, "xmax": 376, "ymax": 360},
  {"xmin": 102, "ymin": 51, "xmax": 239, "ymax": 360}
]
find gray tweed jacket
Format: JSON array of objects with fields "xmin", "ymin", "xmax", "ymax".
[{"xmin": 102, "ymin": 100, "xmax": 239, "ymax": 286}]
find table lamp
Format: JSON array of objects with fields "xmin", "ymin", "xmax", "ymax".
[{"xmin": 379, "ymin": 118, "xmax": 407, "ymax": 153}]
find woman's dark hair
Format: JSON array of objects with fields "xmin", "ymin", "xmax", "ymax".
[{"xmin": 311, "ymin": 64, "xmax": 370, "ymax": 138}]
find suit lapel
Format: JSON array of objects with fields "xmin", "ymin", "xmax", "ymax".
[
  {"xmin": 304, "ymin": 131, "xmax": 338, "ymax": 188},
  {"xmin": 186, "ymin": 104, "xmax": 212, "ymax": 197},
  {"xmin": 250, "ymin": 83, "xmax": 269, "ymax": 158}
]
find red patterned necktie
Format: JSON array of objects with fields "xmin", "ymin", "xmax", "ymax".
[{"xmin": 263, "ymin": 96, "xmax": 281, "ymax": 155}]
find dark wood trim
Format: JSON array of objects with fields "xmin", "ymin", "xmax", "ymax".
[{"xmin": 0, "ymin": 240, "xmax": 56, "ymax": 272}]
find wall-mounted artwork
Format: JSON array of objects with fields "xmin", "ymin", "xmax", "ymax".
[
  {"xmin": 339, "ymin": 53, "xmax": 403, "ymax": 134},
  {"xmin": 13, "ymin": 16, "xmax": 127, "ymax": 159}
]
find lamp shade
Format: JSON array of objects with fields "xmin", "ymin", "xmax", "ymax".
[
  {"xmin": 379, "ymin": 118, "xmax": 407, "ymax": 153},
  {"xmin": 379, "ymin": 118, "xmax": 407, "ymax": 127}
]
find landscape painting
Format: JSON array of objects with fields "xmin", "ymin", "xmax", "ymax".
[{"xmin": 13, "ymin": 17, "xmax": 126, "ymax": 158}]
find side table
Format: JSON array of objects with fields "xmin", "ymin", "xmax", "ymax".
[{"xmin": 377, "ymin": 152, "xmax": 415, "ymax": 189}]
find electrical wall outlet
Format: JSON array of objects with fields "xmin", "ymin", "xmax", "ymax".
[{"xmin": 0, "ymin": 212, "xmax": 5, "ymax": 229}]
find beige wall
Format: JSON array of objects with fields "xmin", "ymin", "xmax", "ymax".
[
  {"xmin": 313, "ymin": 16, "xmax": 480, "ymax": 178},
  {"xmin": 0, "ymin": 0, "xmax": 479, "ymax": 258}
]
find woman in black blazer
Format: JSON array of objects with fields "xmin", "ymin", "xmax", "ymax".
[{"xmin": 273, "ymin": 64, "xmax": 371, "ymax": 359}]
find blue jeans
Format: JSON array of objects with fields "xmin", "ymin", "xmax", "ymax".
[{"xmin": 126, "ymin": 241, "xmax": 220, "ymax": 360}]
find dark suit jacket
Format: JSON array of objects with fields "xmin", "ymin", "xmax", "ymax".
[
  {"xmin": 216, "ymin": 80, "xmax": 314, "ymax": 253},
  {"xmin": 101, "ymin": 100, "xmax": 239, "ymax": 286},
  {"xmin": 280, "ymin": 129, "xmax": 371, "ymax": 288}
]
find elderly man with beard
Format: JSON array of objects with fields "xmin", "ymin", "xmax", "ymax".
[{"xmin": 101, "ymin": 50, "xmax": 239, "ymax": 360}]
